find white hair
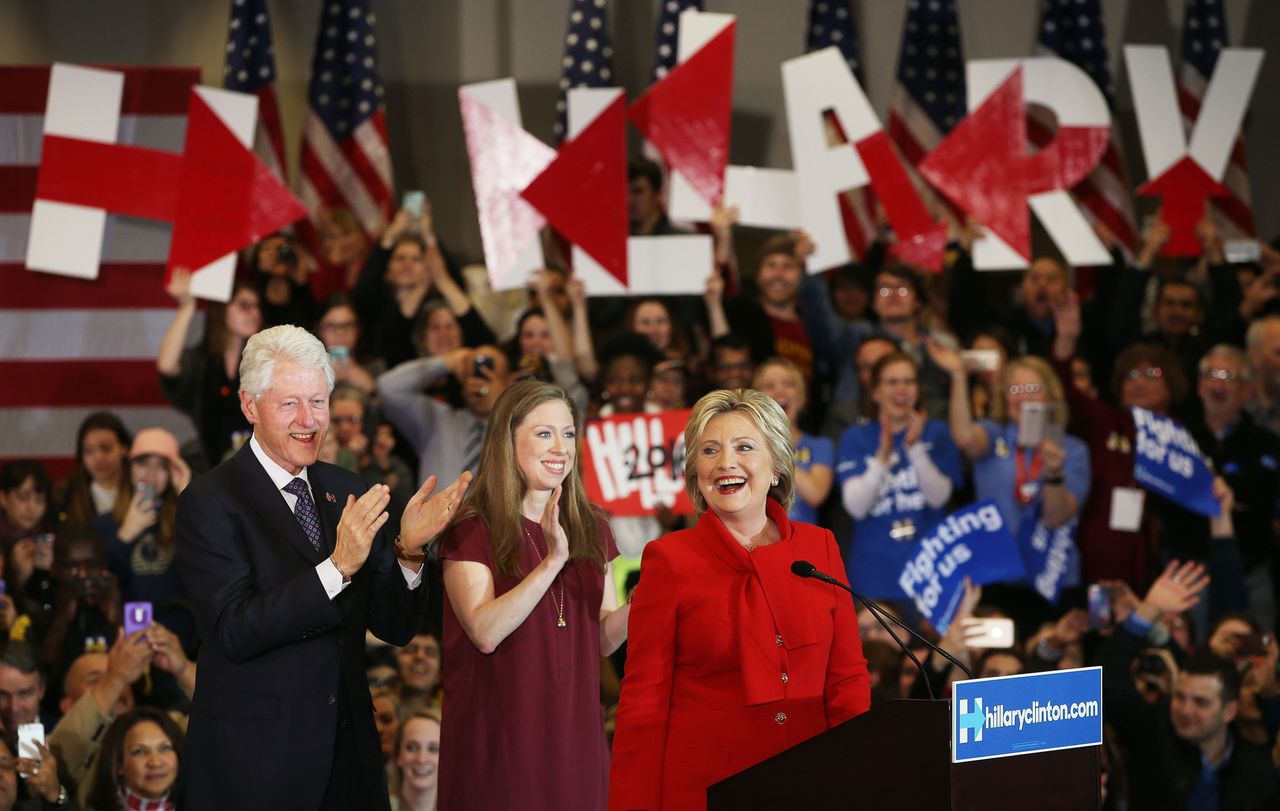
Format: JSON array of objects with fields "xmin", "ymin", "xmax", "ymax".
[{"xmin": 239, "ymin": 325, "xmax": 335, "ymax": 400}]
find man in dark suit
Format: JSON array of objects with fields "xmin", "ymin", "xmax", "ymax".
[{"xmin": 176, "ymin": 325, "xmax": 470, "ymax": 810}]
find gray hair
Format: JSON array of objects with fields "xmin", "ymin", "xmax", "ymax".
[
  {"xmin": 239, "ymin": 325, "xmax": 335, "ymax": 400},
  {"xmin": 1199, "ymin": 343, "xmax": 1252, "ymax": 382},
  {"xmin": 1245, "ymin": 314, "xmax": 1280, "ymax": 353},
  {"xmin": 683, "ymin": 388, "xmax": 795, "ymax": 515}
]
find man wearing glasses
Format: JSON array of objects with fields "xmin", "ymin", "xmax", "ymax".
[{"xmin": 1188, "ymin": 345, "xmax": 1280, "ymax": 634}]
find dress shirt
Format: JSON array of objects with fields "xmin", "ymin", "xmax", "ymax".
[{"xmin": 249, "ymin": 435, "xmax": 422, "ymax": 598}]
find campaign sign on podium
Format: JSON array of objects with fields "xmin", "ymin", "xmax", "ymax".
[{"xmin": 952, "ymin": 667, "xmax": 1102, "ymax": 764}]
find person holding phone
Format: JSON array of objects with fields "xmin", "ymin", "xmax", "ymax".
[
  {"xmin": 92, "ymin": 428, "xmax": 195, "ymax": 652},
  {"xmin": 377, "ymin": 344, "xmax": 512, "ymax": 484},
  {"xmin": 438, "ymin": 381, "xmax": 627, "ymax": 810},
  {"xmin": 932, "ymin": 345, "xmax": 1090, "ymax": 623}
]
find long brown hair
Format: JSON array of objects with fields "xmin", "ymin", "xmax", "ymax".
[{"xmin": 448, "ymin": 380, "xmax": 604, "ymax": 578}]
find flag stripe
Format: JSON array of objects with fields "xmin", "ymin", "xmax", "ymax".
[
  {"xmin": 0, "ymin": 359, "xmax": 168, "ymax": 407},
  {"xmin": 0, "ymin": 309, "xmax": 181, "ymax": 360},
  {"xmin": 0, "ymin": 263, "xmax": 173, "ymax": 309},
  {"xmin": 0, "ymin": 406, "xmax": 193, "ymax": 458},
  {"xmin": 0, "ymin": 214, "xmax": 171, "ymax": 264},
  {"xmin": 0, "ymin": 66, "xmax": 199, "ymax": 116}
]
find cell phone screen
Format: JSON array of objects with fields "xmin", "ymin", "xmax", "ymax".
[
  {"xmin": 1017, "ymin": 402, "xmax": 1048, "ymax": 448},
  {"xmin": 1087, "ymin": 584, "xmax": 1112, "ymax": 629},
  {"xmin": 123, "ymin": 601, "xmax": 154, "ymax": 637}
]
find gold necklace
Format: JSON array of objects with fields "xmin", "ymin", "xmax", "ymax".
[{"xmin": 523, "ymin": 525, "xmax": 566, "ymax": 628}]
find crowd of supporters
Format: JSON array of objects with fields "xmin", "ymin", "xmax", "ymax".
[{"xmin": 2, "ymin": 157, "xmax": 1279, "ymax": 808}]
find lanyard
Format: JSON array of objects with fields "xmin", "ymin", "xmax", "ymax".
[{"xmin": 1014, "ymin": 447, "xmax": 1043, "ymax": 505}]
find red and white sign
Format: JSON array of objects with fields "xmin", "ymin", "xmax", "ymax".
[{"xmin": 583, "ymin": 410, "xmax": 694, "ymax": 517}]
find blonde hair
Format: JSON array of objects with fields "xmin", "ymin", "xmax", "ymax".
[
  {"xmin": 447, "ymin": 380, "xmax": 603, "ymax": 578},
  {"xmin": 751, "ymin": 356, "xmax": 805, "ymax": 393},
  {"xmin": 990, "ymin": 356, "xmax": 1069, "ymax": 425},
  {"xmin": 683, "ymin": 389, "xmax": 794, "ymax": 515}
]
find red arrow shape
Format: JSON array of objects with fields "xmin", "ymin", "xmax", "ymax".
[
  {"xmin": 855, "ymin": 130, "xmax": 946, "ymax": 272},
  {"xmin": 522, "ymin": 94, "xmax": 628, "ymax": 286},
  {"xmin": 629, "ymin": 22, "xmax": 735, "ymax": 205},
  {"xmin": 170, "ymin": 92, "xmax": 306, "ymax": 274},
  {"xmin": 1136, "ymin": 155, "xmax": 1231, "ymax": 257},
  {"xmin": 919, "ymin": 68, "xmax": 1110, "ymax": 262}
]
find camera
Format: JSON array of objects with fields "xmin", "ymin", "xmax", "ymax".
[{"xmin": 275, "ymin": 241, "xmax": 298, "ymax": 267}]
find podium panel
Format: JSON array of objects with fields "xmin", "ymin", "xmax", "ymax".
[{"xmin": 708, "ymin": 700, "xmax": 1099, "ymax": 810}]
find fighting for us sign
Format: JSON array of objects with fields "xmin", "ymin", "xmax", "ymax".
[{"xmin": 952, "ymin": 667, "xmax": 1102, "ymax": 764}]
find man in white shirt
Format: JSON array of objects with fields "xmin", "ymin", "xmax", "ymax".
[{"xmin": 176, "ymin": 325, "xmax": 469, "ymax": 811}]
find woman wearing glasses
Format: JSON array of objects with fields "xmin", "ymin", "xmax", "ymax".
[
  {"xmin": 931, "ymin": 345, "xmax": 1091, "ymax": 624},
  {"xmin": 1052, "ymin": 291, "xmax": 1196, "ymax": 591}
]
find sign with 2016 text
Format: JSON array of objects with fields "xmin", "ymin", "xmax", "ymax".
[
  {"xmin": 583, "ymin": 409, "xmax": 694, "ymax": 517},
  {"xmin": 953, "ymin": 667, "xmax": 1103, "ymax": 763},
  {"xmin": 1131, "ymin": 406, "xmax": 1219, "ymax": 517}
]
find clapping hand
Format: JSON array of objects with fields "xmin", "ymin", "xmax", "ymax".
[
  {"xmin": 399, "ymin": 472, "xmax": 473, "ymax": 555},
  {"xmin": 540, "ymin": 485, "xmax": 570, "ymax": 566},
  {"xmin": 333, "ymin": 484, "xmax": 392, "ymax": 577}
]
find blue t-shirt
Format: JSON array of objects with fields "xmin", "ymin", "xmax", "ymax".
[
  {"xmin": 836, "ymin": 420, "xmax": 964, "ymax": 599},
  {"xmin": 789, "ymin": 432, "xmax": 834, "ymax": 526},
  {"xmin": 971, "ymin": 420, "xmax": 1092, "ymax": 539}
]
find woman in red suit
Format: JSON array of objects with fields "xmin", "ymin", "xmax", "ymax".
[{"xmin": 611, "ymin": 388, "xmax": 871, "ymax": 810}]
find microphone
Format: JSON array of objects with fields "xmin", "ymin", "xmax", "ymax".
[{"xmin": 790, "ymin": 560, "xmax": 975, "ymax": 699}]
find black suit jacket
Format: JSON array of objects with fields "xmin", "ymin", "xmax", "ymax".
[{"xmin": 176, "ymin": 444, "xmax": 427, "ymax": 810}]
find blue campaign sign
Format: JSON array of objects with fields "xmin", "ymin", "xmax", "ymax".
[
  {"xmin": 897, "ymin": 501, "xmax": 1025, "ymax": 634},
  {"xmin": 1131, "ymin": 406, "xmax": 1219, "ymax": 517},
  {"xmin": 952, "ymin": 667, "xmax": 1103, "ymax": 764},
  {"xmin": 1015, "ymin": 504, "xmax": 1078, "ymax": 606}
]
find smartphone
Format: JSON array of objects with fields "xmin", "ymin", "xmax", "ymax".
[
  {"xmin": 328, "ymin": 345, "xmax": 350, "ymax": 367},
  {"xmin": 1042, "ymin": 403, "xmax": 1067, "ymax": 446},
  {"xmin": 473, "ymin": 354, "xmax": 495, "ymax": 376},
  {"xmin": 960, "ymin": 349, "xmax": 1001, "ymax": 373},
  {"xmin": 17, "ymin": 723, "xmax": 43, "ymax": 760},
  {"xmin": 402, "ymin": 190, "xmax": 426, "ymax": 217},
  {"xmin": 1224, "ymin": 239, "xmax": 1261, "ymax": 264},
  {"xmin": 275, "ymin": 240, "xmax": 297, "ymax": 267},
  {"xmin": 1017, "ymin": 402, "xmax": 1048, "ymax": 447},
  {"xmin": 134, "ymin": 480, "xmax": 156, "ymax": 506},
  {"xmin": 961, "ymin": 617, "xmax": 1015, "ymax": 649},
  {"xmin": 34, "ymin": 533, "xmax": 54, "ymax": 570},
  {"xmin": 123, "ymin": 601, "xmax": 154, "ymax": 637},
  {"xmin": 1234, "ymin": 631, "xmax": 1268, "ymax": 658},
  {"xmin": 1087, "ymin": 584, "xmax": 1112, "ymax": 630}
]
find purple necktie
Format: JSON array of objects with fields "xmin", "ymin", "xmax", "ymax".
[{"xmin": 283, "ymin": 478, "xmax": 323, "ymax": 553}]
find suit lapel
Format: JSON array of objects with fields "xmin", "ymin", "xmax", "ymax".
[
  {"xmin": 233, "ymin": 446, "xmax": 326, "ymax": 565},
  {"xmin": 307, "ymin": 464, "xmax": 343, "ymax": 556}
]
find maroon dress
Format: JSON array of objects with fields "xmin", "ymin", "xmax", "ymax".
[{"xmin": 438, "ymin": 514, "xmax": 618, "ymax": 810}]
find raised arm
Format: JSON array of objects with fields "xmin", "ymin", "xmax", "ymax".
[
  {"xmin": 567, "ymin": 277, "xmax": 599, "ymax": 381},
  {"xmin": 156, "ymin": 268, "xmax": 198, "ymax": 377},
  {"xmin": 925, "ymin": 336, "xmax": 989, "ymax": 459}
]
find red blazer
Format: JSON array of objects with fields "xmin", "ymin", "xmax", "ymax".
[{"xmin": 610, "ymin": 499, "xmax": 871, "ymax": 810}]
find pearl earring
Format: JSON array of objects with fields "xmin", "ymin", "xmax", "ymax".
[{"xmin": 771, "ymin": 476, "xmax": 779, "ymax": 487}]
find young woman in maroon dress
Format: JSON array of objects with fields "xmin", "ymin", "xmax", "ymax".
[
  {"xmin": 611, "ymin": 389, "xmax": 871, "ymax": 810},
  {"xmin": 438, "ymin": 380, "xmax": 629, "ymax": 810}
]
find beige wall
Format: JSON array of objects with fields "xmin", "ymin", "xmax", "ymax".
[{"xmin": 3, "ymin": 0, "xmax": 1276, "ymax": 261}]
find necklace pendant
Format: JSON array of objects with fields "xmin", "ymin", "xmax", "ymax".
[{"xmin": 557, "ymin": 617, "xmax": 567, "ymax": 628}]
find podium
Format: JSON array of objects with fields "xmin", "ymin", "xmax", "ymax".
[{"xmin": 707, "ymin": 700, "xmax": 1099, "ymax": 810}]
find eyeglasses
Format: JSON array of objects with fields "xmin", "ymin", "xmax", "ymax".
[
  {"xmin": 232, "ymin": 299, "xmax": 260, "ymax": 311},
  {"xmin": 878, "ymin": 286, "xmax": 911, "ymax": 298},
  {"xmin": 331, "ymin": 415, "xmax": 363, "ymax": 426},
  {"xmin": 1126, "ymin": 366, "xmax": 1164, "ymax": 381},
  {"xmin": 320, "ymin": 320, "xmax": 357, "ymax": 332},
  {"xmin": 1007, "ymin": 383, "xmax": 1043, "ymax": 395},
  {"xmin": 1201, "ymin": 368, "xmax": 1240, "ymax": 383},
  {"xmin": 368, "ymin": 674, "xmax": 400, "ymax": 689}
]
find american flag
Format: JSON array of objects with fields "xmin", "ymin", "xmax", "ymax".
[
  {"xmin": 222, "ymin": 0, "xmax": 286, "ymax": 181},
  {"xmin": 297, "ymin": 0, "xmax": 394, "ymax": 264},
  {"xmin": 651, "ymin": 0, "xmax": 702, "ymax": 82},
  {"xmin": 1035, "ymin": 0, "xmax": 1137, "ymax": 251},
  {"xmin": 806, "ymin": 0, "xmax": 877, "ymax": 260},
  {"xmin": 0, "ymin": 66, "xmax": 201, "ymax": 477},
  {"xmin": 555, "ymin": 0, "xmax": 615, "ymax": 143},
  {"xmin": 1179, "ymin": 0, "xmax": 1254, "ymax": 238},
  {"xmin": 887, "ymin": 0, "xmax": 966, "ymax": 224}
]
